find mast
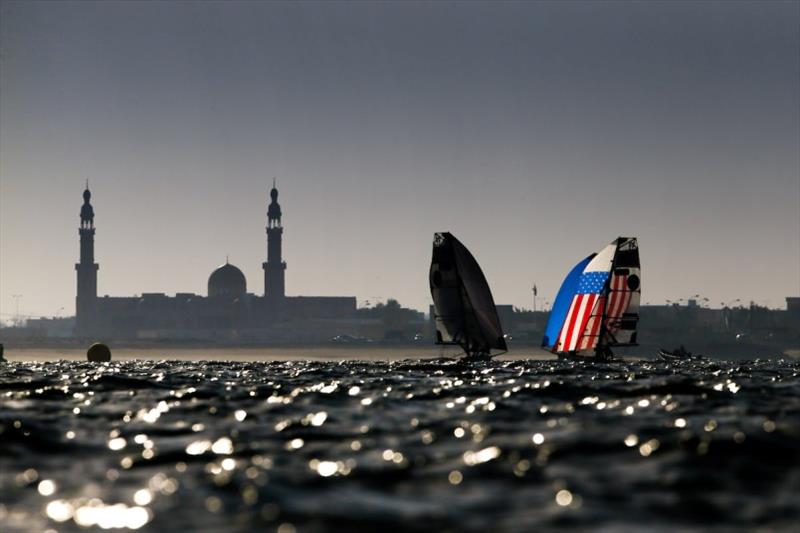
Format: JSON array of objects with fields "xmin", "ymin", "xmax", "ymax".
[{"xmin": 594, "ymin": 239, "xmax": 620, "ymax": 359}]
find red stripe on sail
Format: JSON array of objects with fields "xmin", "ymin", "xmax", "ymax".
[
  {"xmin": 605, "ymin": 274, "xmax": 630, "ymax": 333},
  {"xmin": 560, "ymin": 294, "xmax": 583, "ymax": 352},
  {"xmin": 611, "ymin": 296, "xmax": 631, "ymax": 330},
  {"xmin": 566, "ymin": 294, "xmax": 597, "ymax": 351},
  {"xmin": 554, "ymin": 296, "xmax": 581, "ymax": 353},
  {"xmin": 615, "ymin": 290, "xmax": 632, "ymax": 325},
  {"xmin": 579, "ymin": 295, "xmax": 606, "ymax": 350},
  {"xmin": 576, "ymin": 300, "xmax": 596, "ymax": 351},
  {"xmin": 578, "ymin": 295, "xmax": 599, "ymax": 350}
]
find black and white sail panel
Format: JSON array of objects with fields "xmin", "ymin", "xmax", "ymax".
[{"xmin": 602, "ymin": 237, "xmax": 640, "ymax": 346}]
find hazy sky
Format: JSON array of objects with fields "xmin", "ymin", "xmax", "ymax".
[{"xmin": 1, "ymin": 0, "xmax": 798, "ymax": 319}]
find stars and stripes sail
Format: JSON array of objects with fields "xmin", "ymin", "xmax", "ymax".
[
  {"xmin": 555, "ymin": 243, "xmax": 615, "ymax": 353},
  {"xmin": 543, "ymin": 237, "xmax": 641, "ymax": 357}
]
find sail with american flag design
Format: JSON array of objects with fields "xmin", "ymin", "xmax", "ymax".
[{"xmin": 543, "ymin": 237, "xmax": 640, "ymax": 358}]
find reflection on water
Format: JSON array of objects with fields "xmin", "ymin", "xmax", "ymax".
[{"xmin": 1, "ymin": 358, "xmax": 799, "ymax": 531}]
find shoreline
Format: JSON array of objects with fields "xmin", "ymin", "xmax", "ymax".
[
  {"xmin": 3, "ymin": 344, "xmax": 795, "ymax": 363},
  {"xmin": 1, "ymin": 345, "xmax": 556, "ymax": 362}
]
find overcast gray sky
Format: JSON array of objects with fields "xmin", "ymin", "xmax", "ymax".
[{"xmin": 1, "ymin": 0, "xmax": 798, "ymax": 319}]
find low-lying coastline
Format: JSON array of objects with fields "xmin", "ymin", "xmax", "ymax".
[{"xmin": 0, "ymin": 345, "xmax": 554, "ymax": 362}]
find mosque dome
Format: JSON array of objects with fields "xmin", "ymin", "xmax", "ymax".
[{"xmin": 208, "ymin": 262, "xmax": 247, "ymax": 298}]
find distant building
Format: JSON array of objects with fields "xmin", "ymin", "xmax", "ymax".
[
  {"xmin": 24, "ymin": 317, "xmax": 76, "ymax": 338},
  {"xmin": 74, "ymin": 182, "xmax": 356, "ymax": 341}
]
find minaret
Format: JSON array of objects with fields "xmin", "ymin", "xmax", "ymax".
[
  {"xmin": 263, "ymin": 179, "xmax": 286, "ymax": 302},
  {"xmin": 75, "ymin": 182, "xmax": 99, "ymax": 335}
]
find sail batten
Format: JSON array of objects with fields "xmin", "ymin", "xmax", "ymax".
[{"xmin": 430, "ymin": 232, "xmax": 506, "ymax": 357}]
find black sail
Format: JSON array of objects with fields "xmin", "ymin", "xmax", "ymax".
[{"xmin": 429, "ymin": 232, "xmax": 507, "ymax": 356}]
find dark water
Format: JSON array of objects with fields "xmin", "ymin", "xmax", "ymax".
[{"xmin": 1, "ymin": 358, "xmax": 799, "ymax": 532}]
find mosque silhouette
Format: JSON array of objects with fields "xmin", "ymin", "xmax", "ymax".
[{"xmin": 75, "ymin": 182, "xmax": 356, "ymax": 341}]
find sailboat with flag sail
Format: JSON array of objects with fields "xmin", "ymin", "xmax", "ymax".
[
  {"xmin": 429, "ymin": 232, "xmax": 507, "ymax": 359},
  {"xmin": 542, "ymin": 237, "xmax": 641, "ymax": 360}
]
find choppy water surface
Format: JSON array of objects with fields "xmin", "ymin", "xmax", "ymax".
[{"xmin": 1, "ymin": 358, "xmax": 799, "ymax": 532}]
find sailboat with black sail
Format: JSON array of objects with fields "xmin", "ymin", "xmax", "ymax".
[
  {"xmin": 429, "ymin": 232, "xmax": 507, "ymax": 359},
  {"xmin": 542, "ymin": 237, "xmax": 641, "ymax": 360}
]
